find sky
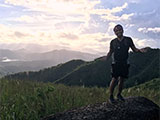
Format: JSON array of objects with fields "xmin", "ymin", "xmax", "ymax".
[{"xmin": 0, "ymin": 0, "xmax": 160, "ymax": 55}]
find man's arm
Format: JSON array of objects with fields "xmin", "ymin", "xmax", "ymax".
[
  {"xmin": 130, "ymin": 46, "xmax": 148, "ymax": 53},
  {"xmin": 100, "ymin": 49, "xmax": 113, "ymax": 61},
  {"xmin": 129, "ymin": 38, "xmax": 148, "ymax": 53},
  {"xmin": 103, "ymin": 40, "xmax": 114, "ymax": 61},
  {"xmin": 98, "ymin": 40, "xmax": 114, "ymax": 61},
  {"xmin": 106, "ymin": 49, "xmax": 113, "ymax": 60}
]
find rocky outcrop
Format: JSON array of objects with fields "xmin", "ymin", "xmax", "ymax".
[{"xmin": 42, "ymin": 96, "xmax": 160, "ymax": 120}]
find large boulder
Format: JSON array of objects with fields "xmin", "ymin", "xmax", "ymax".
[{"xmin": 42, "ymin": 96, "xmax": 160, "ymax": 120}]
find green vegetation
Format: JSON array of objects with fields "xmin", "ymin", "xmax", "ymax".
[
  {"xmin": 4, "ymin": 48, "xmax": 159, "ymax": 88},
  {"xmin": 0, "ymin": 79, "xmax": 106, "ymax": 120},
  {"xmin": 0, "ymin": 78, "xmax": 159, "ymax": 120},
  {"xmin": 4, "ymin": 60, "xmax": 85, "ymax": 82},
  {"xmin": 123, "ymin": 78, "xmax": 160, "ymax": 105}
]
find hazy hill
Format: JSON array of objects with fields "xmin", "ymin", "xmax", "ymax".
[
  {"xmin": 0, "ymin": 49, "xmax": 99, "ymax": 61},
  {"xmin": 0, "ymin": 49, "xmax": 99, "ymax": 77},
  {"xmin": 4, "ymin": 48, "xmax": 159, "ymax": 88},
  {"xmin": 24, "ymin": 49, "xmax": 99, "ymax": 61},
  {"xmin": 0, "ymin": 49, "xmax": 22, "ymax": 60},
  {"xmin": 5, "ymin": 60, "xmax": 85, "ymax": 82}
]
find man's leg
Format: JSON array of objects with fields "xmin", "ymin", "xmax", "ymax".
[
  {"xmin": 109, "ymin": 77, "xmax": 118, "ymax": 95},
  {"xmin": 118, "ymin": 77, "xmax": 124, "ymax": 94},
  {"xmin": 117, "ymin": 77, "xmax": 125, "ymax": 101},
  {"xmin": 109, "ymin": 77, "xmax": 118, "ymax": 103}
]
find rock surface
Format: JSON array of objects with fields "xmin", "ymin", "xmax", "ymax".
[{"xmin": 42, "ymin": 96, "xmax": 160, "ymax": 120}]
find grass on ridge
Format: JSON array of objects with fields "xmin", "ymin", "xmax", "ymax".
[{"xmin": 0, "ymin": 78, "xmax": 159, "ymax": 120}]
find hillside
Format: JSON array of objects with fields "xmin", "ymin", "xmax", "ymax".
[
  {"xmin": 122, "ymin": 78, "xmax": 160, "ymax": 104},
  {"xmin": 0, "ymin": 78, "xmax": 159, "ymax": 120},
  {"xmin": 0, "ymin": 49, "xmax": 98, "ymax": 77},
  {"xmin": 4, "ymin": 48, "xmax": 159, "ymax": 88},
  {"xmin": 55, "ymin": 59, "xmax": 111, "ymax": 87},
  {"xmin": 0, "ymin": 49, "xmax": 98, "ymax": 62},
  {"xmin": 4, "ymin": 60, "xmax": 85, "ymax": 82},
  {"xmin": 55, "ymin": 48, "xmax": 159, "ymax": 87}
]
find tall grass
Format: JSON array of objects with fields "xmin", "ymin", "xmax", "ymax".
[
  {"xmin": 122, "ymin": 78, "xmax": 160, "ymax": 105},
  {"xmin": 0, "ymin": 79, "xmax": 107, "ymax": 120},
  {"xmin": 0, "ymin": 78, "xmax": 159, "ymax": 120}
]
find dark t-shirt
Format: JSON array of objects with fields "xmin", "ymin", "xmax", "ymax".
[{"xmin": 110, "ymin": 36, "xmax": 135, "ymax": 63}]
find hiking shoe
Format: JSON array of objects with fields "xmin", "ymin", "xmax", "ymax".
[
  {"xmin": 117, "ymin": 94, "xmax": 125, "ymax": 101},
  {"xmin": 109, "ymin": 95, "xmax": 115, "ymax": 103}
]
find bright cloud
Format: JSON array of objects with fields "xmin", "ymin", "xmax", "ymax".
[
  {"xmin": 133, "ymin": 37, "xmax": 159, "ymax": 48},
  {"xmin": 101, "ymin": 13, "xmax": 134, "ymax": 21},
  {"xmin": 13, "ymin": 15, "xmax": 37, "ymax": 23},
  {"xmin": 5, "ymin": 0, "xmax": 100, "ymax": 34},
  {"xmin": 111, "ymin": 2, "xmax": 128, "ymax": 13},
  {"xmin": 59, "ymin": 33, "xmax": 79, "ymax": 40},
  {"xmin": 0, "ymin": 3, "xmax": 12, "ymax": 7},
  {"xmin": 138, "ymin": 27, "xmax": 160, "ymax": 33},
  {"xmin": 0, "ymin": 0, "xmax": 159, "ymax": 54},
  {"xmin": 91, "ymin": 3, "xmax": 134, "ymax": 21},
  {"xmin": 0, "ymin": 23, "xmax": 112, "ymax": 54},
  {"xmin": 5, "ymin": 0, "xmax": 100, "ymax": 15}
]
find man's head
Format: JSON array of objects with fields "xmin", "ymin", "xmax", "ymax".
[{"xmin": 113, "ymin": 24, "xmax": 123, "ymax": 38}]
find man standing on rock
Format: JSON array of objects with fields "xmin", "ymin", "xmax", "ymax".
[{"xmin": 102, "ymin": 24, "xmax": 147, "ymax": 103}]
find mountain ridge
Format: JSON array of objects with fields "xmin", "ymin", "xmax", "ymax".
[
  {"xmin": 4, "ymin": 48, "xmax": 159, "ymax": 88},
  {"xmin": 0, "ymin": 49, "xmax": 99, "ymax": 77}
]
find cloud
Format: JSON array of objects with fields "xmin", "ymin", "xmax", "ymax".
[
  {"xmin": 0, "ymin": 23, "xmax": 110, "ymax": 54},
  {"xmin": 5, "ymin": 0, "xmax": 100, "ymax": 34},
  {"xmin": 107, "ymin": 22, "xmax": 116, "ymax": 33},
  {"xmin": 111, "ymin": 2, "xmax": 128, "ymax": 13},
  {"xmin": 14, "ymin": 31, "xmax": 25, "ymax": 38},
  {"xmin": 91, "ymin": 3, "xmax": 134, "ymax": 22},
  {"xmin": 101, "ymin": 12, "xmax": 134, "ymax": 22},
  {"xmin": 129, "ymin": 0, "xmax": 140, "ymax": 3},
  {"xmin": 138, "ymin": 27, "xmax": 160, "ymax": 33},
  {"xmin": 0, "ymin": 24, "xmax": 34, "ymax": 43},
  {"xmin": 13, "ymin": 15, "xmax": 36, "ymax": 23},
  {"xmin": 59, "ymin": 33, "xmax": 79, "ymax": 40},
  {"xmin": 91, "ymin": 3, "xmax": 128, "ymax": 15},
  {"xmin": 132, "ymin": 37, "xmax": 159, "ymax": 48},
  {"xmin": 5, "ymin": 0, "xmax": 133, "ymax": 26},
  {"xmin": 1, "ymin": 0, "xmax": 159, "ymax": 54},
  {"xmin": 5, "ymin": 0, "xmax": 100, "ymax": 15},
  {"xmin": 0, "ymin": 3, "xmax": 12, "ymax": 7},
  {"xmin": 139, "ymin": 10, "xmax": 156, "ymax": 16}
]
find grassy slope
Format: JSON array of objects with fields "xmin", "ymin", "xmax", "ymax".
[
  {"xmin": 4, "ymin": 60, "xmax": 85, "ymax": 82},
  {"xmin": 123, "ymin": 78, "xmax": 160, "ymax": 105},
  {"xmin": 0, "ymin": 78, "xmax": 159, "ymax": 120}
]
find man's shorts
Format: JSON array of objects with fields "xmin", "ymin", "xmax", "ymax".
[{"xmin": 111, "ymin": 63, "xmax": 130, "ymax": 78}]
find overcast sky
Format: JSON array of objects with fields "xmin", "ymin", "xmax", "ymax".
[{"xmin": 0, "ymin": 0, "xmax": 159, "ymax": 54}]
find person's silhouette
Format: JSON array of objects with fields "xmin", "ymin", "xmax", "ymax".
[{"xmin": 102, "ymin": 24, "xmax": 147, "ymax": 103}]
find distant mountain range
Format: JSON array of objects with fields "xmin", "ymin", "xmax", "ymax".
[
  {"xmin": 0, "ymin": 43, "xmax": 56, "ymax": 53},
  {"xmin": 4, "ymin": 48, "xmax": 159, "ymax": 88},
  {"xmin": 0, "ymin": 49, "xmax": 99, "ymax": 77}
]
